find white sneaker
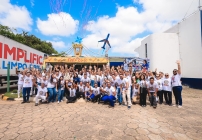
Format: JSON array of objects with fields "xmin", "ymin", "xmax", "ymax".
[
  {"xmin": 61, "ymin": 100, "xmax": 63, "ymax": 102},
  {"xmin": 58, "ymin": 101, "xmax": 59, "ymax": 104},
  {"xmin": 178, "ymin": 105, "xmax": 182, "ymax": 108},
  {"xmin": 172, "ymin": 104, "xmax": 176, "ymax": 106}
]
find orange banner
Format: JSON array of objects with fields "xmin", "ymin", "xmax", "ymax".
[{"xmin": 44, "ymin": 57, "xmax": 109, "ymax": 63}]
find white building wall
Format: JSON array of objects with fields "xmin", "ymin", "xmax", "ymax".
[
  {"xmin": 135, "ymin": 10, "xmax": 202, "ymax": 79},
  {"xmin": 176, "ymin": 11, "xmax": 202, "ymax": 78},
  {"xmin": 135, "ymin": 33, "xmax": 179, "ymax": 75}
]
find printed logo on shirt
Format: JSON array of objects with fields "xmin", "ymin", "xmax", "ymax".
[
  {"xmin": 25, "ymin": 79, "xmax": 30, "ymax": 84},
  {"xmin": 39, "ymin": 91, "xmax": 43, "ymax": 95},
  {"xmin": 149, "ymin": 86, "xmax": 154, "ymax": 91},
  {"xmin": 70, "ymin": 91, "xmax": 74, "ymax": 97},
  {"xmin": 79, "ymin": 88, "xmax": 83, "ymax": 92},
  {"xmin": 95, "ymin": 90, "xmax": 98, "ymax": 95},
  {"xmin": 20, "ymin": 77, "xmax": 24, "ymax": 81},
  {"xmin": 172, "ymin": 76, "xmax": 175, "ymax": 82},
  {"xmin": 164, "ymin": 80, "xmax": 169, "ymax": 86}
]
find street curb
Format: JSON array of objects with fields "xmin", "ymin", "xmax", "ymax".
[{"xmin": 1, "ymin": 94, "xmax": 15, "ymax": 101}]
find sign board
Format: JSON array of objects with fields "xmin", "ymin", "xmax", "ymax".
[{"xmin": 123, "ymin": 58, "xmax": 150, "ymax": 71}]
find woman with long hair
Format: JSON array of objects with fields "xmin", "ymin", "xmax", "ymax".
[
  {"xmin": 139, "ymin": 74, "xmax": 147, "ymax": 107},
  {"xmin": 57, "ymin": 76, "xmax": 65, "ymax": 103},
  {"xmin": 47, "ymin": 73, "xmax": 57, "ymax": 103}
]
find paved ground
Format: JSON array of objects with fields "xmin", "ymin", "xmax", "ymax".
[{"xmin": 0, "ymin": 87, "xmax": 202, "ymax": 140}]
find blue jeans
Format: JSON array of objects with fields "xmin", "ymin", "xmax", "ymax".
[
  {"xmin": 22, "ymin": 87, "xmax": 31, "ymax": 102},
  {"xmin": 106, "ymin": 95, "xmax": 116, "ymax": 107},
  {"xmin": 58, "ymin": 89, "xmax": 64, "ymax": 102},
  {"xmin": 149, "ymin": 92, "xmax": 157, "ymax": 106},
  {"xmin": 101, "ymin": 95, "xmax": 108, "ymax": 102},
  {"xmin": 48, "ymin": 88, "xmax": 56, "ymax": 102},
  {"xmin": 173, "ymin": 86, "xmax": 182, "ymax": 106},
  {"xmin": 90, "ymin": 80, "xmax": 95, "ymax": 87},
  {"xmin": 97, "ymin": 81, "xmax": 100, "ymax": 87},
  {"xmin": 130, "ymin": 86, "xmax": 133, "ymax": 99},
  {"xmin": 117, "ymin": 88, "xmax": 122, "ymax": 103}
]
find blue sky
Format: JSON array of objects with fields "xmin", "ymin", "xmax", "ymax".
[{"xmin": 1, "ymin": 0, "xmax": 199, "ymax": 57}]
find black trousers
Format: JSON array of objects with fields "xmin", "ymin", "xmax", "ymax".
[
  {"xmin": 67, "ymin": 96, "xmax": 77, "ymax": 103},
  {"xmin": 163, "ymin": 90, "xmax": 172, "ymax": 105},
  {"xmin": 92, "ymin": 94, "xmax": 101, "ymax": 102},
  {"xmin": 76, "ymin": 92, "xmax": 85, "ymax": 99},
  {"xmin": 157, "ymin": 90, "xmax": 163, "ymax": 104},
  {"xmin": 140, "ymin": 87, "xmax": 147, "ymax": 106}
]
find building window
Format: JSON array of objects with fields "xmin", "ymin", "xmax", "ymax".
[{"xmin": 145, "ymin": 44, "xmax": 147, "ymax": 58}]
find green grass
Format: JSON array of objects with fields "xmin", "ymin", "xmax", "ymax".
[{"xmin": 4, "ymin": 91, "xmax": 22, "ymax": 98}]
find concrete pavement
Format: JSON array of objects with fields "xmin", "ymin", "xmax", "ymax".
[{"xmin": 0, "ymin": 88, "xmax": 202, "ymax": 140}]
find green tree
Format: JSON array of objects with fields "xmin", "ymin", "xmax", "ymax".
[{"xmin": 0, "ymin": 24, "xmax": 58, "ymax": 55}]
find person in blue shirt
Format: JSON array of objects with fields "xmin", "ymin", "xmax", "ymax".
[
  {"xmin": 141, "ymin": 60, "xmax": 149, "ymax": 71},
  {"xmin": 73, "ymin": 73, "xmax": 80, "ymax": 84}
]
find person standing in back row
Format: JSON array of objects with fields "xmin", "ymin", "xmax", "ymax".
[{"xmin": 172, "ymin": 60, "xmax": 183, "ymax": 108}]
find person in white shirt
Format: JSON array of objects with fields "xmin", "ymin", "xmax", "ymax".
[
  {"xmin": 81, "ymin": 74, "xmax": 91, "ymax": 86},
  {"xmin": 47, "ymin": 74, "xmax": 57, "ymax": 103},
  {"xmin": 147, "ymin": 77, "xmax": 158, "ymax": 108},
  {"xmin": 156, "ymin": 74, "xmax": 163, "ymax": 104},
  {"xmin": 90, "ymin": 71, "xmax": 96, "ymax": 87},
  {"xmin": 56, "ymin": 76, "xmax": 65, "ymax": 103},
  {"xmin": 22, "ymin": 69, "xmax": 34, "ymax": 104},
  {"xmin": 172, "ymin": 60, "xmax": 183, "ymax": 108},
  {"xmin": 132, "ymin": 82, "xmax": 139, "ymax": 104},
  {"xmin": 67, "ymin": 85, "xmax": 77, "ymax": 103},
  {"xmin": 120, "ymin": 73, "xmax": 132, "ymax": 109},
  {"xmin": 100, "ymin": 82, "xmax": 116, "ymax": 108},
  {"xmin": 16, "ymin": 67, "xmax": 23, "ymax": 98},
  {"xmin": 35, "ymin": 82, "xmax": 48, "ymax": 106},
  {"xmin": 76, "ymin": 82, "xmax": 85, "ymax": 99},
  {"xmin": 162, "ymin": 73, "xmax": 172, "ymax": 106},
  {"xmin": 91, "ymin": 83, "xmax": 101, "ymax": 102},
  {"xmin": 139, "ymin": 75, "xmax": 147, "ymax": 107},
  {"xmin": 85, "ymin": 82, "xmax": 92, "ymax": 101}
]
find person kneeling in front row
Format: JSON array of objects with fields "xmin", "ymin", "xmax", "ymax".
[
  {"xmin": 101, "ymin": 82, "xmax": 116, "ymax": 108},
  {"xmin": 147, "ymin": 77, "xmax": 158, "ymax": 108},
  {"xmin": 67, "ymin": 85, "xmax": 77, "ymax": 103},
  {"xmin": 91, "ymin": 83, "xmax": 101, "ymax": 103},
  {"xmin": 35, "ymin": 82, "xmax": 48, "ymax": 106}
]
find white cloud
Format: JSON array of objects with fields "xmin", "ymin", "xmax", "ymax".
[
  {"xmin": 47, "ymin": 40, "xmax": 66, "ymax": 49},
  {"xmin": 82, "ymin": 0, "xmax": 198, "ymax": 56},
  {"xmin": 0, "ymin": 0, "xmax": 33, "ymax": 31},
  {"xmin": 37, "ymin": 12, "xmax": 79, "ymax": 36}
]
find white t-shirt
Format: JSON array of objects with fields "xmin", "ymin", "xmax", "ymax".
[
  {"xmin": 47, "ymin": 78, "xmax": 57, "ymax": 88},
  {"xmin": 105, "ymin": 86, "xmax": 115, "ymax": 96},
  {"xmin": 120, "ymin": 78, "xmax": 128, "ymax": 90},
  {"xmin": 162, "ymin": 78, "xmax": 172, "ymax": 91},
  {"xmin": 81, "ymin": 77, "xmax": 91, "ymax": 86},
  {"xmin": 147, "ymin": 82, "xmax": 158, "ymax": 93},
  {"xmin": 92, "ymin": 87, "xmax": 100, "ymax": 95},
  {"xmin": 23, "ymin": 76, "xmax": 33, "ymax": 88},
  {"xmin": 78, "ymin": 85, "xmax": 85, "ymax": 92},
  {"xmin": 41, "ymin": 80, "xmax": 48, "ymax": 86},
  {"xmin": 115, "ymin": 77, "xmax": 121, "ymax": 88},
  {"xmin": 69, "ymin": 89, "xmax": 76, "ymax": 97},
  {"xmin": 18, "ymin": 74, "xmax": 24, "ymax": 85},
  {"xmin": 139, "ymin": 80, "xmax": 147, "ymax": 88},
  {"xmin": 37, "ymin": 86, "xmax": 47, "ymax": 96},
  {"xmin": 132, "ymin": 87, "xmax": 139, "ymax": 97},
  {"xmin": 171, "ymin": 74, "xmax": 182, "ymax": 87},
  {"xmin": 96, "ymin": 75, "xmax": 101, "ymax": 82},
  {"xmin": 156, "ymin": 79, "xmax": 163, "ymax": 91},
  {"xmin": 60, "ymin": 80, "xmax": 65, "ymax": 90},
  {"xmin": 90, "ymin": 75, "xmax": 96, "ymax": 80},
  {"xmin": 85, "ymin": 86, "xmax": 91, "ymax": 92},
  {"xmin": 126, "ymin": 76, "xmax": 132, "ymax": 86}
]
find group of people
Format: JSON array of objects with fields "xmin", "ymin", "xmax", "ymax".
[{"xmin": 16, "ymin": 60, "xmax": 183, "ymax": 109}]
